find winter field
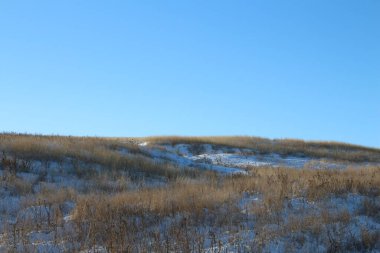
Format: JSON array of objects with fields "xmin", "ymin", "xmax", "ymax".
[{"xmin": 0, "ymin": 134, "xmax": 379, "ymax": 252}]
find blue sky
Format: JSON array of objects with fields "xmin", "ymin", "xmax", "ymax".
[{"xmin": 1, "ymin": 1, "xmax": 379, "ymax": 147}]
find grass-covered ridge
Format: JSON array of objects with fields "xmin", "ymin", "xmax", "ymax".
[
  {"xmin": 0, "ymin": 133, "xmax": 205, "ymax": 181},
  {"xmin": 2, "ymin": 133, "xmax": 379, "ymax": 163}
]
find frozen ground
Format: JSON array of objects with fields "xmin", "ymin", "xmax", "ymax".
[
  {"xmin": 4, "ymin": 192, "xmax": 375, "ymax": 253},
  {"xmin": 0, "ymin": 141, "xmax": 378, "ymax": 252},
  {"xmin": 201, "ymin": 193, "xmax": 380, "ymax": 253},
  {"xmin": 138, "ymin": 143, "xmax": 248, "ymax": 174},
  {"xmin": 139, "ymin": 143, "xmax": 376, "ymax": 174}
]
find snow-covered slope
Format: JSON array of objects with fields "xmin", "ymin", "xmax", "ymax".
[
  {"xmin": 139, "ymin": 143, "xmax": 376, "ymax": 174},
  {"xmin": 0, "ymin": 136, "xmax": 379, "ymax": 252}
]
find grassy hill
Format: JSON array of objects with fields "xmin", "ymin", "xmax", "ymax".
[{"xmin": 0, "ymin": 133, "xmax": 379, "ymax": 252}]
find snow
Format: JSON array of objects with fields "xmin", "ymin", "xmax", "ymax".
[
  {"xmin": 79, "ymin": 246, "xmax": 107, "ymax": 253},
  {"xmin": 139, "ymin": 142, "xmax": 149, "ymax": 147},
  {"xmin": 16, "ymin": 172, "xmax": 39, "ymax": 183},
  {"xmin": 1, "ymin": 141, "xmax": 379, "ymax": 252},
  {"xmin": 139, "ymin": 145, "xmax": 248, "ymax": 174},
  {"xmin": 140, "ymin": 143, "xmax": 343, "ymax": 175},
  {"xmin": 199, "ymin": 163, "xmax": 249, "ymax": 175},
  {"xmin": 156, "ymin": 143, "xmax": 380, "ymax": 172},
  {"xmin": 0, "ymin": 196, "xmax": 21, "ymax": 215},
  {"xmin": 18, "ymin": 205, "xmax": 52, "ymax": 222},
  {"xmin": 137, "ymin": 142, "xmax": 366, "ymax": 175},
  {"xmin": 239, "ymin": 193, "xmax": 261, "ymax": 214},
  {"xmin": 191, "ymin": 153, "xmax": 274, "ymax": 167}
]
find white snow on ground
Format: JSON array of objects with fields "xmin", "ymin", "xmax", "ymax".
[
  {"xmin": 200, "ymin": 163, "xmax": 248, "ymax": 174},
  {"xmin": 1, "ymin": 141, "xmax": 377, "ymax": 252},
  {"xmin": 189, "ymin": 153, "xmax": 310, "ymax": 168},
  {"xmin": 79, "ymin": 246, "xmax": 107, "ymax": 253},
  {"xmin": 139, "ymin": 141, "xmax": 149, "ymax": 147},
  {"xmin": 139, "ymin": 145, "xmax": 248, "ymax": 174},
  {"xmin": 172, "ymin": 193, "xmax": 380, "ymax": 253},
  {"xmin": 140, "ymin": 143, "xmax": 361, "ymax": 174},
  {"xmin": 162, "ymin": 144, "xmax": 314, "ymax": 169},
  {"xmin": 202, "ymin": 193, "xmax": 380, "ymax": 253}
]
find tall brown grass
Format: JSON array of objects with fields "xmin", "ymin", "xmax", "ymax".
[
  {"xmin": 1, "ymin": 133, "xmax": 380, "ymax": 251},
  {"xmin": 2, "ymin": 133, "xmax": 379, "ymax": 164},
  {"xmin": 0, "ymin": 133, "xmax": 206, "ymax": 181},
  {"xmin": 0, "ymin": 133, "xmax": 140, "ymax": 161},
  {"xmin": 2, "ymin": 164, "xmax": 379, "ymax": 252},
  {"xmin": 68, "ymin": 166, "xmax": 380, "ymax": 251}
]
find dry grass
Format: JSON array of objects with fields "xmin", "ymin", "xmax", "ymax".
[
  {"xmin": 1, "ymin": 133, "xmax": 380, "ymax": 251},
  {"xmin": 74, "ymin": 166, "xmax": 380, "ymax": 222},
  {"xmin": 2, "ymin": 133, "xmax": 379, "ymax": 164},
  {"xmin": 74, "ymin": 178, "xmax": 234, "ymax": 218},
  {"xmin": 67, "ymin": 166, "xmax": 380, "ymax": 251},
  {"xmin": 0, "ymin": 133, "xmax": 140, "ymax": 161},
  {"xmin": 0, "ymin": 133, "xmax": 207, "ymax": 181},
  {"xmin": 1, "ymin": 163, "xmax": 379, "ymax": 252}
]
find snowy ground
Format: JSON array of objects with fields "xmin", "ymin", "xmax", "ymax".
[
  {"xmin": 0, "ymin": 141, "xmax": 378, "ymax": 252},
  {"xmin": 201, "ymin": 193, "xmax": 380, "ymax": 253},
  {"xmin": 1, "ymin": 191, "xmax": 379, "ymax": 252},
  {"xmin": 139, "ymin": 143, "xmax": 375, "ymax": 174}
]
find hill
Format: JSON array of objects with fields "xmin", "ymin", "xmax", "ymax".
[{"xmin": 0, "ymin": 133, "xmax": 379, "ymax": 252}]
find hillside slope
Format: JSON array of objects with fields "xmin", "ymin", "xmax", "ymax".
[{"xmin": 0, "ymin": 134, "xmax": 379, "ymax": 252}]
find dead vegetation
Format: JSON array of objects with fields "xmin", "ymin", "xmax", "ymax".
[
  {"xmin": 69, "ymin": 167, "xmax": 380, "ymax": 252},
  {"xmin": 0, "ymin": 133, "xmax": 207, "ymax": 183},
  {"xmin": 0, "ymin": 133, "xmax": 379, "ymax": 252},
  {"xmin": 0, "ymin": 133, "xmax": 139, "ymax": 161}
]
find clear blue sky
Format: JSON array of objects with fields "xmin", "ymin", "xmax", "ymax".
[{"xmin": 1, "ymin": 1, "xmax": 379, "ymax": 147}]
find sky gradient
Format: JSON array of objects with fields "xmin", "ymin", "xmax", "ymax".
[{"xmin": 1, "ymin": 1, "xmax": 379, "ymax": 147}]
